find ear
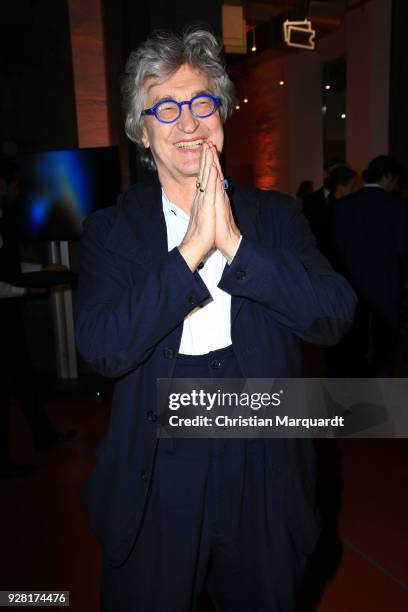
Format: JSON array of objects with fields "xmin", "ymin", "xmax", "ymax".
[{"xmin": 141, "ymin": 126, "xmax": 150, "ymax": 149}]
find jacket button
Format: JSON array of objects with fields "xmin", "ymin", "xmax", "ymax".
[
  {"xmin": 188, "ymin": 295, "xmax": 198, "ymax": 306},
  {"xmin": 197, "ymin": 261, "xmax": 204, "ymax": 270},
  {"xmin": 147, "ymin": 411, "xmax": 157, "ymax": 422},
  {"xmin": 210, "ymin": 359, "xmax": 221, "ymax": 370},
  {"xmin": 235, "ymin": 269, "xmax": 246, "ymax": 280},
  {"xmin": 141, "ymin": 471, "xmax": 148, "ymax": 483},
  {"xmin": 163, "ymin": 347, "xmax": 174, "ymax": 359}
]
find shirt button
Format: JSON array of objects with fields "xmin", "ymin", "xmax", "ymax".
[
  {"xmin": 210, "ymin": 359, "xmax": 221, "ymax": 370},
  {"xmin": 189, "ymin": 295, "xmax": 198, "ymax": 306},
  {"xmin": 163, "ymin": 347, "xmax": 174, "ymax": 359},
  {"xmin": 147, "ymin": 411, "xmax": 157, "ymax": 422},
  {"xmin": 141, "ymin": 471, "xmax": 148, "ymax": 483},
  {"xmin": 235, "ymin": 269, "xmax": 246, "ymax": 280},
  {"xmin": 197, "ymin": 261, "xmax": 204, "ymax": 270}
]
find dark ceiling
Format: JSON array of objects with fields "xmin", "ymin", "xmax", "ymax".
[{"xmin": 245, "ymin": 0, "xmax": 370, "ymax": 30}]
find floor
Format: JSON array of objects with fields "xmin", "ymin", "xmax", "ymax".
[{"xmin": 1, "ymin": 376, "xmax": 407, "ymax": 612}]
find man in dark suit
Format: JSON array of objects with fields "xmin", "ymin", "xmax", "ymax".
[
  {"xmin": 74, "ymin": 28, "xmax": 356, "ymax": 612},
  {"xmin": 302, "ymin": 158, "xmax": 345, "ymax": 261},
  {"xmin": 332, "ymin": 155, "xmax": 408, "ymax": 376}
]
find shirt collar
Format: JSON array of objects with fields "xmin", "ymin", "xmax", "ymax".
[{"xmin": 162, "ymin": 189, "xmax": 190, "ymax": 221}]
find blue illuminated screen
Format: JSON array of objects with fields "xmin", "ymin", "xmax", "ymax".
[{"xmin": 16, "ymin": 146, "xmax": 121, "ymax": 241}]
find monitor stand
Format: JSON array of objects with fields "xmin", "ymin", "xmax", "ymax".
[{"xmin": 48, "ymin": 241, "xmax": 78, "ymax": 381}]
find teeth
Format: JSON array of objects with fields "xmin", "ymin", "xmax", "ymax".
[{"xmin": 174, "ymin": 140, "xmax": 204, "ymax": 148}]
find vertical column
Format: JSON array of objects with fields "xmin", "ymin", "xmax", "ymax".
[
  {"xmin": 67, "ymin": 0, "xmax": 111, "ymax": 147},
  {"xmin": 345, "ymin": 3, "xmax": 373, "ymax": 172},
  {"xmin": 389, "ymin": 0, "xmax": 408, "ymax": 166},
  {"xmin": 49, "ymin": 242, "xmax": 78, "ymax": 380},
  {"xmin": 346, "ymin": 0, "xmax": 392, "ymax": 172},
  {"xmin": 288, "ymin": 53, "xmax": 324, "ymax": 196},
  {"xmin": 370, "ymin": 0, "xmax": 391, "ymax": 156}
]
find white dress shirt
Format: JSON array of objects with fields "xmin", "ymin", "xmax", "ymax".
[{"xmin": 162, "ymin": 190, "xmax": 240, "ymax": 355}]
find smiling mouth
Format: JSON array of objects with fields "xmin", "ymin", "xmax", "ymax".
[{"xmin": 174, "ymin": 139, "xmax": 205, "ymax": 149}]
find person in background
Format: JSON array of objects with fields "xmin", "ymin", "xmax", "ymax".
[
  {"xmin": 332, "ymin": 155, "xmax": 408, "ymax": 376},
  {"xmin": 303, "ymin": 158, "xmax": 346, "ymax": 259},
  {"xmin": 0, "ymin": 157, "xmax": 77, "ymax": 478},
  {"xmin": 296, "ymin": 179, "xmax": 314, "ymax": 206},
  {"xmin": 322, "ymin": 165, "xmax": 358, "ymax": 375},
  {"xmin": 326, "ymin": 165, "xmax": 357, "ymax": 202}
]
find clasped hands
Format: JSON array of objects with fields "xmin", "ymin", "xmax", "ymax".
[{"xmin": 178, "ymin": 142, "xmax": 241, "ymax": 272}]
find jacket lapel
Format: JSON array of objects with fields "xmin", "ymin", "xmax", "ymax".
[
  {"xmin": 103, "ymin": 178, "xmax": 261, "ymax": 328},
  {"xmin": 104, "ymin": 179, "xmax": 168, "ymax": 265}
]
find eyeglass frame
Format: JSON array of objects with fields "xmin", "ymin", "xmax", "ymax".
[{"xmin": 141, "ymin": 93, "xmax": 221, "ymax": 124}]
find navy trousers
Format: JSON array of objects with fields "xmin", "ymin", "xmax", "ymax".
[{"xmin": 101, "ymin": 346, "xmax": 306, "ymax": 612}]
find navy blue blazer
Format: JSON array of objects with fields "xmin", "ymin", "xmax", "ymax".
[
  {"xmin": 332, "ymin": 186, "xmax": 408, "ymax": 327},
  {"xmin": 74, "ymin": 180, "xmax": 356, "ymax": 567}
]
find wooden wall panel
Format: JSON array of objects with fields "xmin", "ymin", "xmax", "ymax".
[{"xmin": 67, "ymin": 0, "xmax": 110, "ymax": 147}]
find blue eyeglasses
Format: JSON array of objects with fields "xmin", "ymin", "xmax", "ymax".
[{"xmin": 142, "ymin": 93, "xmax": 221, "ymax": 124}]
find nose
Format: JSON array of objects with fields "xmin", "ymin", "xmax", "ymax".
[{"xmin": 176, "ymin": 104, "xmax": 200, "ymax": 133}]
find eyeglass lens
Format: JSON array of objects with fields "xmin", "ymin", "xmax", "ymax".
[{"xmin": 156, "ymin": 96, "xmax": 216, "ymax": 122}]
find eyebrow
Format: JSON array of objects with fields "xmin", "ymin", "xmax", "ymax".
[{"xmin": 149, "ymin": 89, "xmax": 214, "ymax": 106}]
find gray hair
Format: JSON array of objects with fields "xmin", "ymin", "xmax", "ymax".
[{"xmin": 121, "ymin": 27, "xmax": 235, "ymax": 171}]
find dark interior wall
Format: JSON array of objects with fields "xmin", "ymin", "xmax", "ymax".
[
  {"xmin": 0, "ymin": 1, "xmax": 78, "ymax": 373},
  {"xmin": 389, "ymin": 0, "xmax": 408, "ymax": 168},
  {"xmin": 101, "ymin": 0, "xmax": 130, "ymax": 186},
  {"xmin": 148, "ymin": 0, "xmax": 221, "ymax": 34},
  {"xmin": 119, "ymin": 0, "xmax": 152, "ymax": 184},
  {"xmin": 0, "ymin": 0, "xmax": 78, "ymax": 153},
  {"xmin": 119, "ymin": 0, "xmax": 222, "ymax": 183}
]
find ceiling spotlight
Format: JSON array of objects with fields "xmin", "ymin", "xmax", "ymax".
[
  {"xmin": 279, "ymin": 80, "xmax": 285, "ymax": 86},
  {"xmin": 243, "ymin": 98, "xmax": 248, "ymax": 103},
  {"xmin": 235, "ymin": 104, "xmax": 240, "ymax": 110},
  {"xmin": 341, "ymin": 113, "xmax": 346, "ymax": 119},
  {"xmin": 325, "ymin": 84, "xmax": 331, "ymax": 90},
  {"xmin": 322, "ymin": 105, "xmax": 327, "ymax": 113}
]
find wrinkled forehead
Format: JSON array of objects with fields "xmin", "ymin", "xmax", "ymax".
[{"xmin": 143, "ymin": 64, "xmax": 213, "ymax": 106}]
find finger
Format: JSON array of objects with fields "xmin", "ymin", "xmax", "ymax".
[
  {"xmin": 215, "ymin": 171, "xmax": 227, "ymax": 206},
  {"xmin": 208, "ymin": 143, "xmax": 230, "ymax": 200},
  {"xmin": 200, "ymin": 143, "xmax": 214, "ymax": 192},
  {"xmin": 204, "ymin": 162, "xmax": 217, "ymax": 203},
  {"xmin": 208, "ymin": 142, "xmax": 223, "ymax": 180},
  {"xmin": 197, "ymin": 142, "xmax": 207, "ymax": 186},
  {"xmin": 215, "ymin": 170, "xmax": 231, "ymax": 214}
]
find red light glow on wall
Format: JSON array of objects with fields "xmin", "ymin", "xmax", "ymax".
[
  {"xmin": 67, "ymin": 0, "xmax": 111, "ymax": 147},
  {"xmin": 226, "ymin": 58, "xmax": 290, "ymax": 192}
]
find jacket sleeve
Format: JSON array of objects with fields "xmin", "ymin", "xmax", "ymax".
[
  {"xmin": 219, "ymin": 196, "xmax": 357, "ymax": 347},
  {"xmin": 0, "ymin": 281, "xmax": 25, "ymax": 298},
  {"xmin": 74, "ymin": 212, "xmax": 211, "ymax": 378}
]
